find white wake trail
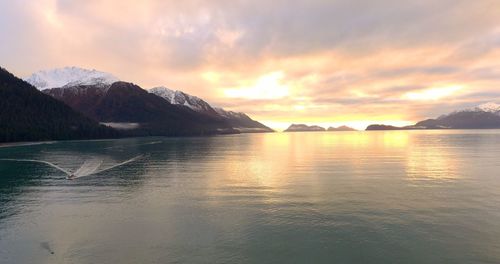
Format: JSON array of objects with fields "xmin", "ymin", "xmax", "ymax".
[
  {"xmin": 0, "ymin": 159, "xmax": 72, "ymax": 176},
  {"xmin": 1, "ymin": 155, "xmax": 143, "ymax": 179},
  {"xmin": 93, "ymin": 155, "xmax": 143, "ymax": 175},
  {"xmin": 74, "ymin": 159, "xmax": 103, "ymax": 177}
]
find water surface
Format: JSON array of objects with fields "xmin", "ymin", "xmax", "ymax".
[{"xmin": 1, "ymin": 130, "xmax": 500, "ymax": 263}]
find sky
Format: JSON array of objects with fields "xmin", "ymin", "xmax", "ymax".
[{"xmin": 1, "ymin": 0, "xmax": 500, "ymax": 130}]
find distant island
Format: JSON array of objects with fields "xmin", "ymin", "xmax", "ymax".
[
  {"xmin": 284, "ymin": 124, "xmax": 356, "ymax": 132},
  {"xmin": 366, "ymin": 103, "xmax": 500, "ymax": 130},
  {"xmin": 365, "ymin": 124, "xmax": 404, "ymax": 131},
  {"xmin": 327, "ymin": 126, "xmax": 357, "ymax": 131},
  {"xmin": 284, "ymin": 124, "xmax": 326, "ymax": 132},
  {"xmin": 283, "ymin": 103, "xmax": 500, "ymax": 133}
]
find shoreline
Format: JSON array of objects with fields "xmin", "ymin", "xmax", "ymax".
[
  {"xmin": 0, "ymin": 141, "xmax": 57, "ymax": 148},
  {"xmin": 2, "ymin": 129, "xmax": 500, "ymax": 146}
]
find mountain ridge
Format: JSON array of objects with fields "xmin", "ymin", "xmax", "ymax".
[
  {"xmin": 29, "ymin": 66, "xmax": 272, "ymax": 134},
  {"xmin": 366, "ymin": 103, "xmax": 500, "ymax": 130},
  {"xmin": 44, "ymin": 81, "xmax": 238, "ymax": 136},
  {"xmin": 25, "ymin": 67, "xmax": 118, "ymax": 90},
  {"xmin": 0, "ymin": 66, "xmax": 118, "ymax": 143},
  {"xmin": 150, "ymin": 86, "xmax": 273, "ymax": 132}
]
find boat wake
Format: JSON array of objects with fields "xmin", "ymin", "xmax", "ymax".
[
  {"xmin": 0, "ymin": 158, "xmax": 72, "ymax": 176},
  {"xmin": 0, "ymin": 155, "xmax": 143, "ymax": 180},
  {"xmin": 73, "ymin": 158, "xmax": 103, "ymax": 178},
  {"xmin": 93, "ymin": 155, "xmax": 143, "ymax": 175}
]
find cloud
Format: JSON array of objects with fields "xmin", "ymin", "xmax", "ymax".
[
  {"xmin": 223, "ymin": 71, "xmax": 290, "ymax": 100},
  {"xmin": 1, "ymin": 0, "xmax": 500, "ymax": 128},
  {"xmin": 402, "ymin": 85, "xmax": 463, "ymax": 101},
  {"xmin": 374, "ymin": 66, "xmax": 460, "ymax": 78}
]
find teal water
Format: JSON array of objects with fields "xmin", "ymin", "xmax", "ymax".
[{"xmin": 1, "ymin": 130, "xmax": 500, "ymax": 263}]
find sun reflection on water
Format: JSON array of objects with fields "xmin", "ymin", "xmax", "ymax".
[{"xmin": 209, "ymin": 131, "xmax": 464, "ymax": 192}]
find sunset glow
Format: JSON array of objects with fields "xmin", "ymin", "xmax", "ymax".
[
  {"xmin": 403, "ymin": 86, "xmax": 463, "ymax": 101},
  {"xmin": 2, "ymin": 0, "xmax": 500, "ymax": 130},
  {"xmin": 223, "ymin": 71, "xmax": 290, "ymax": 100}
]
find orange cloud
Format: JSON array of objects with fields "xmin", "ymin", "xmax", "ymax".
[{"xmin": 1, "ymin": 0, "xmax": 500, "ymax": 130}]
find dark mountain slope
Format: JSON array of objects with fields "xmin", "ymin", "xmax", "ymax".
[
  {"xmin": 0, "ymin": 67, "xmax": 118, "ymax": 143},
  {"xmin": 214, "ymin": 108, "xmax": 273, "ymax": 133},
  {"xmin": 44, "ymin": 82, "xmax": 237, "ymax": 136}
]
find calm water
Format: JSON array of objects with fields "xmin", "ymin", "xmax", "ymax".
[{"xmin": 1, "ymin": 131, "xmax": 500, "ymax": 263}]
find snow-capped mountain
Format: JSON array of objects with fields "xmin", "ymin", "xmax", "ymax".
[
  {"xmin": 473, "ymin": 102, "xmax": 500, "ymax": 115},
  {"xmin": 367, "ymin": 102, "xmax": 500, "ymax": 130},
  {"xmin": 151, "ymin": 87, "xmax": 232, "ymax": 118},
  {"xmin": 25, "ymin": 67, "xmax": 119, "ymax": 90},
  {"xmin": 149, "ymin": 86, "xmax": 218, "ymax": 115},
  {"xmin": 0, "ymin": 66, "xmax": 117, "ymax": 142},
  {"xmin": 214, "ymin": 107, "xmax": 249, "ymax": 120},
  {"xmin": 150, "ymin": 87, "xmax": 273, "ymax": 132},
  {"xmin": 26, "ymin": 67, "xmax": 273, "ymax": 133}
]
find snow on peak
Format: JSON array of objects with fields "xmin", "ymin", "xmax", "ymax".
[
  {"xmin": 149, "ymin": 86, "xmax": 216, "ymax": 113},
  {"xmin": 149, "ymin": 86, "xmax": 176, "ymax": 103},
  {"xmin": 214, "ymin": 107, "xmax": 248, "ymax": 119},
  {"xmin": 476, "ymin": 102, "xmax": 500, "ymax": 113},
  {"xmin": 25, "ymin": 66, "xmax": 119, "ymax": 90},
  {"xmin": 150, "ymin": 87, "xmax": 252, "ymax": 120}
]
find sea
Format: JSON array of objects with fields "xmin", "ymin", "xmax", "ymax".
[{"xmin": 1, "ymin": 130, "xmax": 500, "ymax": 263}]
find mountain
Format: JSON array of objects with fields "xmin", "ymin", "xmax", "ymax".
[
  {"xmin": 214, "ymin": 108, "xmax": 273, "ymax": 133},
  {"xmin": 366, "ymin": 103, "xmax": 500, "ymax": 130},
  {"xmin": 284, "ymin": 124, "xmax": 326, "ymax": 132},
  {"xmin": 27, "ymin": 67, "xmax": 272, "ymax": 135},
  {"xmin": 25, "ymin": 67, "xmax": 118, "ymax": 90},
  {"xmin": 414, "ymin": 111, "xmax": 500, "ymax": 129},
  {"xmin": 149, "ymin": 87, "xmax": 219, "ymax": 117},
  {"xmin": 327, "ymin": 125, "xmax": 356, "ymax": 131},
  {"xmin": 473, "ymin": 102, "xmax": 500, "ymax": 114},
  {"xmin": 44, "ymin": 82, "xmax": 237, "ymax": 136},
  {"xmin": 150, "ymin": 86, "xmax": 273, "ymax": 133},
  {"xmin": 0, "ymin": 66, "xmax": 118, "ymax": 143}
]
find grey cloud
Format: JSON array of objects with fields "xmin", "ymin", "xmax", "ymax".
[
  {"xmin": 464, "ymin": 67, "xmax": 500, "ymax": 81},
  {"xmin": 450, "ymin": 29, "xmax": 500, "ymax": 61},
  {"xmin": 48, "ymin": 0, "xmax": 500, "ymax": 68},
  {"xmin": 456, "ymin": 92, "xmax": 500, "ymax": 101},
  {"xmin": 212, "ymin": 0, "xmax": 500, "ymax": 59},
  {"xmin": 374, "ymin": 66, "xmax": 460, "ymax": 78},
  {"xmin": 1, "ymin": 0, "xmax": 500, "ymax": 123}
]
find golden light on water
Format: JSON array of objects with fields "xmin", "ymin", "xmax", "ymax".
[
  {"xmin": 207, "ymin": 131, "xmax": 434, "ymax": 189},
  {"xmin": 382, "ymin": 131, "xmax": 409, "ymax": 148}
]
